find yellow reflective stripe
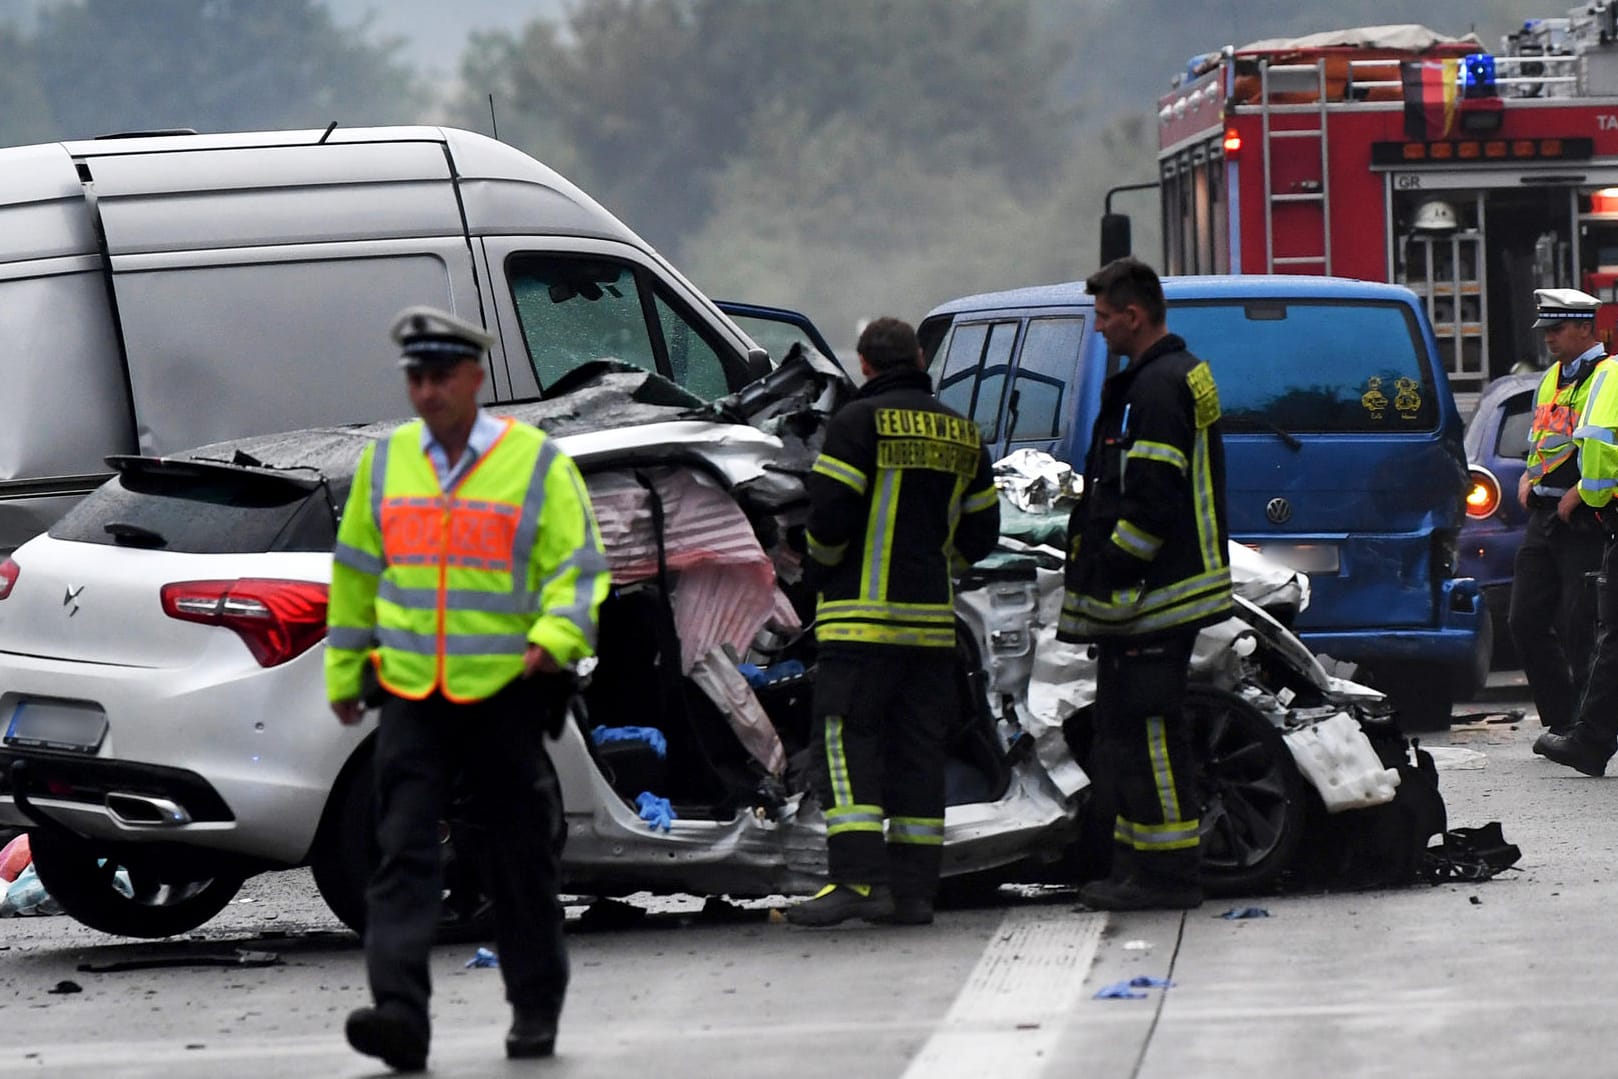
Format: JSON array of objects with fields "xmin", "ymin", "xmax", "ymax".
[
  {"xmin": 862, "ymin": 470, "xmax": 902, "ymax": 600},
  {"xmin": 805, "ymin": 530, "xmax": 847, "ymax": 566},
  {"xmin": 825, "ymin": 715, "xmax": 854, "ymax": 807},
  {"xmin": 1126, "ymin": 440, "xmax": 1188, "ymax": 473},
  {"xmin": 817, "ymin": 599, "xmax": 955, "ymax": 624},
  {"xmin": 1111, "ymin": 519, "xmax": 1164, "ymax": 560},
  {"xmin": 1192, "ymin": 427, "xmax": 1223, "ymax": 571},
  {"xmin": 1145, "ymin": 715, "xmax": 1183, "ymax": 822},
  {"xmin": 1114, "ymin": 817, "xmax": 1201, "ymax": 850},
  {"xmin": 888, "ymin": 816, "xmax": 945, "ymax": 845},
  {"xmin": 961, "ymin": 485, "xmax": 999, "ymax": 514},
  {"xmin": 815, "ymin": 623, "xmax": 958, "ymax": 648},
  {"xmin": 826, "ymin": 803, "xmax": 886, "ymax": 836},
  {"xmin": 812, "ymin": 454, "xmax": 869, "ymax": 496}
]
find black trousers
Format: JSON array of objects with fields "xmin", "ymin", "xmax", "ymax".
[
  {"xmin": 1093, "ymin": 633, "xmax": 1200, "ymax": 887},
  {"xmin": 810, "ymin": 648, "xmax": 954, "ymax": 899},
  {"xmin": 366, "ymin": 679, "xmax": 567, "ymax": 1042},
  {"xmin": 1573, "ymin": 540, "xmax": 1618, "ymax": 753},
  {"xmin": 1509, "ymin": 507, "xmax": 1605, "ymax": 731}
]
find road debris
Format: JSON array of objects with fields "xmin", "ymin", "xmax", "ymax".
[
  {"xmin": 77, "ymin": 949, "xmax": 281, "ymax": 973},
  {"xmin": 464, "ymin": 947, "xmax": 499, "ymax": 969},
  {"xmin": 1219, "ymin": 907, "xmax": 1271, "ymax": 920},
  {"xmin": 1094, "ymin": 975, "xmax": 1175, "ymax": 1000}
]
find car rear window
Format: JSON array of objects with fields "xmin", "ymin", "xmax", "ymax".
[
  {"xmin": 50, "ymin": 463, "xmax": 335, "ymax": 554},
  {"xmin": 1495, "ymin": 392, "xmax": 1533, "ymax": 460},
  {"xmin": 1167, "ymin": 300, "xmax": 1441, "ymax": 434}
]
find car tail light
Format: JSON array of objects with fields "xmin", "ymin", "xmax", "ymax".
[
  {"xmin": 1464, "ymin": 466, "xmax": 1502, "ymax": 519},
  {"xmin": 161, "ymin": 579, "xmax": 329, "ymax": 667},
  {"xmin": 0, "ymin": 558, "xmax": 18, "ymax": 601}
]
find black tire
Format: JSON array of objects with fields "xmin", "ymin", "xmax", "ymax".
[
  {"xmin": 309, "ymin": 748, "xmax": 496, "ymax": 942},
  {"xmin": 1189, "ymin": 684, "xmax": 1307, "ymax": 897},
  {"xmin": 27, "ymin": 829, "xmax": 243, "ymax": 938}
]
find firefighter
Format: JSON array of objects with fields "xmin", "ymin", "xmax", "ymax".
[
  {"xmin": 785, "ymin": 316, "xmax": 1000, "ymax": 928},
  {"xmin": 1510, "ymin": 288, "xmax": 1608, "ymax": 738},
  {"xmin": 325, "ymin": 306, "xmax": 610, "ymax": 1071},
  {"xmin": 1535, "ymin": 343, "xmax": 1618, "ymax": 777},
  {"xmin": 1062, "ymin": 257, "xmax": 1232, "ymax": 912}
]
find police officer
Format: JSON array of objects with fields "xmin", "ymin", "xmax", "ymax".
[
  {"xmin": 1510, "ymin": 288, "xmax": 1608, "ymax": 737},
  {"xmin": 1062, "ymin": 258, "xmax": 1232, "ymax": 912},
  {"xmin": 784, "ymin": 317, "xmax": 999, "ymax": 928},
  {"xmin": 326, "ymin": 306, "xmax": 609, "ymax": 1071},
  {"xmin": 1535, "ymin": 343, "xmax": 1618, "ymax": 777}
]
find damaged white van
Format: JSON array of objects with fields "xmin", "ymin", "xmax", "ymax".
[{"xmin": 0, "ymin": 124, "xmax": 777, "ymax": 552}]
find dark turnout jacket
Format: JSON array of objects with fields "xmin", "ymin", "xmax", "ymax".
[
  {"xmin": 805, "ymin": 367, "xmax": 1000, "ymax": 649},
  {"xmin": 1059, "ymin": 333, "xmax": 1232, "ymax": 642}
]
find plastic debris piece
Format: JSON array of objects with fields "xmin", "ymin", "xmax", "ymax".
[
  {"xmin": 737, "ymin": 659, "xmax": 807, "ymax": 688},
  {"xmin": 1128, "ymin": 975, "xmax": 1175, "ymax": 989},
  {"xmin": 590, "ymin": 725, "xmax": 668, "ymax": 759},
  {"xmin": 1122, "ymin": 939, "xmax": 1153, "ymax": 950},
  {"xmin": 636, "ymin": 791, "xmax": 677, "ymax": 832},
  {"xmin": 1094, "ymin": 982, "xmax": 1148, "ymax": 1000},
  {"xmin": 46, "ymin": 980, "xmax": 82, "ymax": 994},
  {"xmin": 0, "ymin": 833, "xmax": 30, "ymax": 883},
  {"xmin": 1, "ymin": 864, "xmax": 62, "ymax": 917},
  {"xmin": 464, "ymin": 947, "xmax": 499, "ymax": 969},
  {"xmin": 77, "ymin": 949, "xmax": 280, "ymax": 973},
  {"xmin": 1219, "ymin": 906, "xmax": 1271, "ymax": 920}
]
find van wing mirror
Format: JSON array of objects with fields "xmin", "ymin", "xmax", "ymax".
[
  {"xmin": 1100, "ymin": 213, "xmax": 1133, "ymax": 267},
  {"xmin": 745, "ymin": 346, "xmax": 771, "ymax": 381}
]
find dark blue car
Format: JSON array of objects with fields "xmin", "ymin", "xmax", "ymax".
[{"xmin": 1458, "ymin": 373, "xmax": 1538, "ymax": 667}]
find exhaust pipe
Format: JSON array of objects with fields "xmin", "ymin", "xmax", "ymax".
[{"xmin": 104, "ymin": 792, "xmax": 192, "ymax": 826}]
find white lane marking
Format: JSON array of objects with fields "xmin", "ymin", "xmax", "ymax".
[{"xmin": 901, "ymin": 907, "xmax": 1106, "ymax": 1079}]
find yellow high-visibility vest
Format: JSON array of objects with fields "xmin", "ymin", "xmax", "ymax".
[{"xmin": 325, "ymin": 418, "xmax": 609, "ymax": 704}]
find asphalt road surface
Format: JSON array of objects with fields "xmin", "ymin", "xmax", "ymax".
[{"xmin": 2, "ymin": 671, "xmax": 1606, "ymax": 1079}]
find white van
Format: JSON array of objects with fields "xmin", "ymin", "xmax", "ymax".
[{"xmin": 0, "ymin": 125, "xmax": 777, "ymax": 551}]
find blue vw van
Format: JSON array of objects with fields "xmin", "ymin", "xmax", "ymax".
[{"xmin": 918, "ymin": 275, "xmax": 1487, "ymax": 728}]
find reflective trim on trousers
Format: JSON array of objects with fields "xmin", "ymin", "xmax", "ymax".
[
  {"xmin": 1145, "ymin": 714, "xmax": 1183, "ymax": 823},
  {"xmin": 1114, "ymin": 816, "xmax": 1200, "ymax": 851},
  {"xmin": 826, "ymin": 804, "xmax": 886, "ymax": 836},
  {"xmin": 825, "ymin": 715, "xmax": 854, "ymax": 807},
  {"xmin": 887, "ymin": 816, "xmax": 945, "ymax": 846}
]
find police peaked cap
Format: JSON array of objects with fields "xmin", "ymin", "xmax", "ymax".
[
  {"xmin": 1532, "ymin": 288, "xmax": 1602, "ymax": 329},
  {"xmin": 390, "ymin": 305, "xmax": 495, "ymax": 368}
]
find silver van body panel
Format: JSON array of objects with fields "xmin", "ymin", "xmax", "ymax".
[{"xmin": 0, "ymin": 125, "xmax": 767, "ymax": 552}]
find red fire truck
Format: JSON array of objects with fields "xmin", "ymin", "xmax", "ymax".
[{"xmin": 1151, "ymin": 12, "xmax": 1618, "ymax": 393}]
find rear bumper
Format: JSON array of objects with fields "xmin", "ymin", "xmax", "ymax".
[{"xmin": 1298, "ymin": 577, "xmax": 1488, "ymax": 673}]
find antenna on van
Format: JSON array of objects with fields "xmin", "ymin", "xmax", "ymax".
[
  {"xmin": 488, "ymin": 94, "xmax": 501, "ymax": 142},
  {"xmin": 317, "ymin": 121, "xmax": 338, "ymax": 145}
]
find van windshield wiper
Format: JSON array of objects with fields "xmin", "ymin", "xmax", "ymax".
[
  {"xmin": 1257, "ymin": 419, "xmax": 1302, "ymax": 452},
  {"xmin": 103, "ymin": 521, "xmax": 168, "ymax": 548}
]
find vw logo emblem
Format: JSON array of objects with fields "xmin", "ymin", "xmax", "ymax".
[{"xmin": 1265, "ymin": 497, "xmax": 1292, "ymax": 525}]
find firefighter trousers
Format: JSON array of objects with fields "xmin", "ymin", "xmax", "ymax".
[
  {"xmin": 366, "ymin": 679, "xmax": 568, "ymax": 1042},
  {"xmin": 1093, "ymin": 633, "xmax": 1201, "ymax": 888},
  {"xmin": 1509, "ymin": 507, "xmax": 1604, "ymax": 731},
  {"xmin": 810, "ymin": 647, "xmax": 955, "ymax": 899}
]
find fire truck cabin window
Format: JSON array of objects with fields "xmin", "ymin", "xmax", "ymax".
[{"xmin": 1167, "ymin": 300, "xmax": 1437, "ymax": 433}]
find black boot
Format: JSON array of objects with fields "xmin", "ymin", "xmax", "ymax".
[
  {"xmin": 345, "ymin": 1006, "xmax": 428, "ymax": 1073},
  {"xmin": 869, "ymin": 894, "xmax": 934, "ymax": 926},
  {"xmin": 784, "ymin": 884, "xmax": 895, "ymax": 926},
  {"xmin": 1533, "ymin": 729, "xmax": 1611, "ymax": 777},
  {"xmin": 1077, "ymin": 876, "xmax": 1203, "ymax": 911},
  {"xmin": 506, "ymin": 1007, "xmax": 558, "ymax": 1059}
]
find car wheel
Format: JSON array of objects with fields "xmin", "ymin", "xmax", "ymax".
[
  {"xmin": 310, "ymin": 748, "xmax": 496, "ymax": 941},
  {"xmin": 1190, "ymin": 684, "xmax": 1306, "ymax": 897},
  {"xmin": 27, "ymin": 829, "xmax": 243, "ymax": 938}
]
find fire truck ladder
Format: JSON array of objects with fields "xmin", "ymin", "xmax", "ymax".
[{"xmin": 1259, "ymin": 58, "xmax": 1331, "ymax": 274}]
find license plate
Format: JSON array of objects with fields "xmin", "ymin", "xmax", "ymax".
[
  {"xmin": 3, "ymin": 699, "xmax": 108, "ymax": 754},
  {"xmin": 1257, "ymin": 543, "xmax": 1341, "ymax": 576}
]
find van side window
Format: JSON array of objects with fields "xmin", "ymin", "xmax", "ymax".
[
  {"xmin": 934, "ymin": 320, "xmax": 1016, "ymax": 439},
  {"xmin": 653, "ymin": 293, "xmax": 730, "ymax": 401},
  {"xmin": 509, "ymin": 259, "xmax": 659, "ymax": 388},
  {"xmin": 1008, "ymin": 317, "xmax": 1083, "ymax": 441}
]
